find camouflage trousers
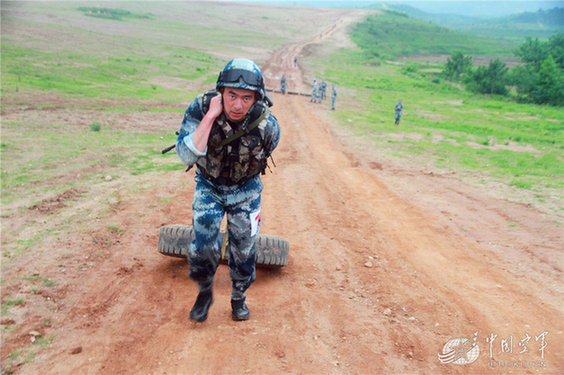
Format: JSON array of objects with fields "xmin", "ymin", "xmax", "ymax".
[
  {"xmin": 188, "ymin": 170, "xmax": 263, "ymax": 301},
  {"xmin": 311, "ymin": 90, "xmax": 318, "ymax": 102}
]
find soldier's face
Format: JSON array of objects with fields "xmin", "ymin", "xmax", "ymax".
[{"xmin": 222, "ymin": 87, "xmax": 256, "ymax": 122}]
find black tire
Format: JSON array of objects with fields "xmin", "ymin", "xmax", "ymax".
[{"xmin": 157, "ymin": 225, "xmax": 289, "ymax": 268}]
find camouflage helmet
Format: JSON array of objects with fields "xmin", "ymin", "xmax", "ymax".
[{"xmin": 216, "ymin": 58, "xmax": 265, "ymax": 100}]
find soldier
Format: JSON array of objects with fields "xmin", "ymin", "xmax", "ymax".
[
  {"xmin": 280, "ymin": 73, "xmax": 286, "ymax": 95},
  {"xmin": 320, "ymin": 80, "xmax": 327, "ymax": 101},
  {"xmin": 395, "ymin": 99, "xmax": 403, "ymax": 125},
  {"xmin": 176, "ymin": 58, "xmax": 281, "ymax": 322},
  {"xmin": 331, "ymin": 84, "xmax": 337, "ymax": 110},
  {"xmin": 310, "ymin": 78, "xmax": 318, "ymax": 103}
]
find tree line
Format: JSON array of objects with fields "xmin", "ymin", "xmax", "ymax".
[
  {"xmin": 509, "ymin": 7, "xmax": 563, "ymax": 27},
  {"xmin": 443, "ymin": 33, "xmax": 564, "ymax": 106}
]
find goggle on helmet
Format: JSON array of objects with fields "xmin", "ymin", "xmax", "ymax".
[{"xmin": 216, "ymin": 58, "xmax": 266, "ymax": 100}]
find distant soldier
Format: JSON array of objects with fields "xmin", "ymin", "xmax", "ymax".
[
  {"xmin": 310, "ymin": 79, "xmax": 318, "ymax": 103},
  {"xmin": 319, "ymin": 80, "xmax": 327, "ymax": 102},
  {"xmin": 294, "ymin": 57, "xmax": 297, "ymax": 68},
  {"xmin": 394, "ymin": 99, "xmax": 403, "ymax": 125},
  {"xmin": 280, "ymin": 73, "xmax": 286, "ymax": 95},
  {"xmin": 331, "ymin": 84, "xmax": 337, "ymax": 110}
]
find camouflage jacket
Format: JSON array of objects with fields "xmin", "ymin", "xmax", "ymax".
[{"xmin": 176, "ymin": 91, "xmax": 281, "ymax": 185}]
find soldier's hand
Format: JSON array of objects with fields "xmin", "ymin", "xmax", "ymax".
[{"xmin": 208, "ymin": 93, "xmax": 223, "ymax": 119}]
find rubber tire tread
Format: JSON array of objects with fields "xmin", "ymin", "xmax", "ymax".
[{"xmin": 157, "ymin": 225, "xmax": 289, "ymax": 268}]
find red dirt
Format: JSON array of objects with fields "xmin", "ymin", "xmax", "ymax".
[{"xmin": 2, "ymin": 9, "xmax": 562, "ymax": 375}]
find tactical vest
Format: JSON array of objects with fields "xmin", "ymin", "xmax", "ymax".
[{"xmin": 196, "ymin": 90, "xmax": 270, "ymax": 186}]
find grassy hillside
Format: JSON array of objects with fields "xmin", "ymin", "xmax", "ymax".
[
  {"xmin": 1, "ymin": 41, "xmax": 218, "ymax": 103},
  {"xmin": 0, "ymin": 0, "xmax": 328, "ymax": 209},
  {"xmin": 466, "ymin": 7, "xmax": 564, "ymax": 40},
  {"xmin": 351, "ymin": 11, "xmax": 517, "ymax": 61},
  {"xmin": 311, "ymin": 17, "xmax": 563, "ymax": 213},
  {"xmin": 0, "ymin": 1, "xmax": 304, "ymax": 105}
]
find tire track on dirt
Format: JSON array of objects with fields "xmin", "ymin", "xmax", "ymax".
[{"xmin": 259, "ymin": 12, "xmax": 563, "ymax": 373}]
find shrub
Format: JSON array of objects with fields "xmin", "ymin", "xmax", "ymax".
[{"xmin": 90, "ymin": 122, "xmax": 101, "ymax": 132}]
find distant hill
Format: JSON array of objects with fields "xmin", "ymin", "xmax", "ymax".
[
  {"xmin": 365, "ymin": 3, "xmax": 563, "ymax": 41},
  {"xmin": 351, "ymin": 10, "xmax": 517, "ymax": 60},
  {"xmin": 247, "ymin": 0, "xmax": 561, "ymax": 18},
  {"xmin": 366, "ymin": 2, "xmax": 483, "ymax": 24},
  {"xmin": 501, "ymin": 7, "xmax": 563, "ymax": 27},
  {"xmin": 398, "ymin": 1, "xmax": 561, "ymax": 18}
]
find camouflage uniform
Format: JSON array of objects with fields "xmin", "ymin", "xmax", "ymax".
[
  {"xmin": 280, "ymin": 74, "xmax": 286, "ymax": 94},
  {"xmin": 190, "ymin": 171, "xmax": 262, "ymax": 300},
  {"xmin": 176, "ymin": 58, "xmax": 281, "ymax": 320},
  {"xmin": 331, "ymin": 85, "xmax": 337, "ymax": 110},
  {"xmin": 310, "ymin": 79, "xmax": 318, "ymax": 103},
  {"xmin": 320, "ymin": 80, "xmax": 327, "ymax": 101}
]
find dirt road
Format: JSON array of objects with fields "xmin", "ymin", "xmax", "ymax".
[{"xmin": 3, "ymin": 9, "xmax": 562, "ymax": 375}]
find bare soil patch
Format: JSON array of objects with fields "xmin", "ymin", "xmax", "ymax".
[{"xmin": 28, "ymin": 187, "xmax": 87, "ymax": 214}]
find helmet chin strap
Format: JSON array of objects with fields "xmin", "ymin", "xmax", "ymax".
[
  {"xmin": 263, "ymin": 91, "xmax": 273, "ymax": 107},
  {"xmin": 241, "ymin": 103, "xmax": 256, "ymax": 130}
]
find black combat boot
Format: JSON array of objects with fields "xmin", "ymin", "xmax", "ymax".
[
  {"xmin": 231, "ymin": 299, "xmax": 250, "ymax": 321},
  {"xmin": 189, "ymin": 287, "xmax": 213, "ymax": 322}
]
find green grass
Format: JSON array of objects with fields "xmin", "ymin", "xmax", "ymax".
[
  {"xmin": 0, "ymin": 43, "xmax": 218, "ymax": 102},
  {"xmin": 352, "ymin": 12, "xmax": 517, "ymax": 61},
  {"xmin": 0, "ymin": 122, "xmax": 185, "ymax": 205},
  {"xmin": 0, "ymin": 1, "xmax": 292, "ymax": 106},
  {"xmin": 109, "ymin": 225, "xmax": 123, "ymax": 235},
  {"xmin": 1, "ymin": 298, "xmax": 25, "ymax": 315},
  {"xmin": 42, "ymin": 278, "xmax": 57, "ymax": 287},
  {"xmin": 77, "ymin": 7, "xmax": 155, "ymax": 21},
  {"xmin": 452, "ymin": 22, "xmax": 562, "ymax": 42},
  {"xmin": 319, "ymin": 47, "xmax": 563, "ymax": 198}
]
